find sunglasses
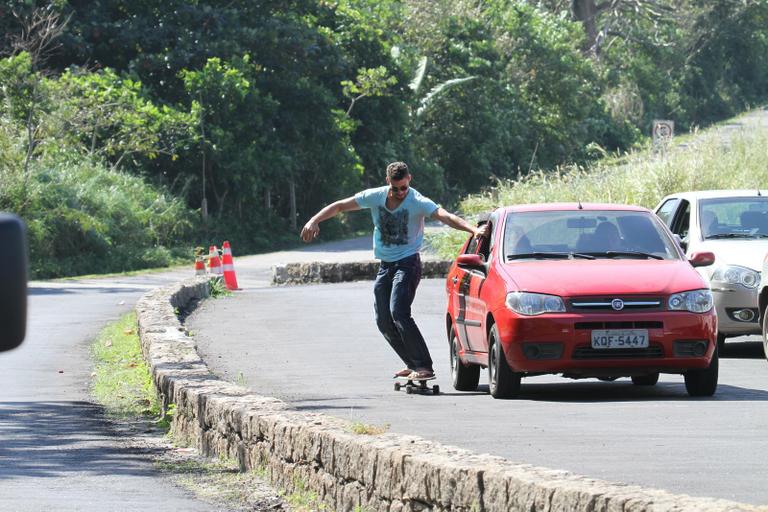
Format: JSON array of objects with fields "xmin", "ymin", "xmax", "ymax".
[{"xmin": 390, "ymin": 184, "xmax": 409, "ymax": 193}]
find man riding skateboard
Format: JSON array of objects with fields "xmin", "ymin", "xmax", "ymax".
[{"xmin": 300, "ymin": 162, "xmax": 489, "ymax": 381}]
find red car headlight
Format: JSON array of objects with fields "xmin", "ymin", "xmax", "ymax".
[{"xmin": 505, "ymin": 292, "xmax": 566, "ymax": 316}]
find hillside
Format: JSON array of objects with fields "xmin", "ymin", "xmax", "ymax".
[{"xmin": 1, "ymin": 1, "xmax": 767, "ymax": 276}]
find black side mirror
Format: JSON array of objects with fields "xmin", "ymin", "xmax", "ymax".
[{"xmin": 0, "ymin": 214, "xmax": 28, "ymax": 352}]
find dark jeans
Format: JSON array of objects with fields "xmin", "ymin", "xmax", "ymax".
[{"xmin": 373, "ymin": 253, "xmax": 433, "ymax": 371}]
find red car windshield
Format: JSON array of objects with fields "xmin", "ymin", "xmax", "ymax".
[{"xmin": 503, "ymin": 210, "xmax": 679, "ymax": 260}]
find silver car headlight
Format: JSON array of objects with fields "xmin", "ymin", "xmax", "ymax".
[
  {"xmin": 711, "ymin": 265, "xmax": 760, "ymax": 289},
  {"xmin": 506, "ymin": 292, "xmax": 566, "ymax": 316},
  {"xmin": 668, "ymin": 289, "xmax": 714, "ymax": 313}
]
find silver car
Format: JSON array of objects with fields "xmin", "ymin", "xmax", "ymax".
[{"xmin": 655, "ymin": 190, "xmax": 768, "ymax": 351}]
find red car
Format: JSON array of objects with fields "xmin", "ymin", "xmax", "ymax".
[{"xmin": 446, "ymin": 203, "xmax": 718, "ymax": 399}]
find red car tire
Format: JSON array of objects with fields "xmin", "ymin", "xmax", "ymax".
[
  {"xmin": 488, "ymin": 324, "xmax": 521, "ymax": 399},
  {"xmin": 684, "ymin": 345, "xmax": 719, "ymax": 397},
  {"xmin": 450, "ymin": 328, "xmax": 480, "ymax": 391}
]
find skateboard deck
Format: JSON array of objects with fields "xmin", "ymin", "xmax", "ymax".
[{"xmin": 393, "ymin": 375, "xmax": 439, "ymax": 395}]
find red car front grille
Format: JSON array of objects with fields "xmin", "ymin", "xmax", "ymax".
[
  {"xmin": 569, "ymin": 296, "xmax": 664, "ymax": 312},
  {"xmin": 574, "ymin": 321, "xmax": 663, "ymax": 330},
  {"xmin": 572, "ymin": 343, "xmax": 665, "ymax": 359}
]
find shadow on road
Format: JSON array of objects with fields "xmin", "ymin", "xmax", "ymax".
[
  {"xmin": 721, "ymin": 341, "xmax": 765, "ymax": 359},
  {"xmin": 440, "ymin": 381, "xmax": 768, "ymax": 403},
  {"xmin": 28, "ymin": 286, "xmax": 150, "ymax": 296},
  {"xmin": 0, "ymin": 401, "xmax": 163, "ymax": 480}
]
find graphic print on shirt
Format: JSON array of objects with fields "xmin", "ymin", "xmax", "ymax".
[{"xmin": 378, "ymin": 207, "xmax": 409, "ymax": 246}]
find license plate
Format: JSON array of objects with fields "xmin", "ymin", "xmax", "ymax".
[{"xmin": 591, "ymin": 329, "xmax": 649, "ymax": 349}]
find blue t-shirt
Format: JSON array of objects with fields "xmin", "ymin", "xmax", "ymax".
[{"xmin": 354, "ymin": 186, "xmax": 439, "ymax": 262}]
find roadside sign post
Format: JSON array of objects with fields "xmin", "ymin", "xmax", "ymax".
[{"xmin": 652, "ymin": 119, "xmax": 674, "ymax": 154}]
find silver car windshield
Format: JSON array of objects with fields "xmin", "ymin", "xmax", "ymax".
[
  {"xmin": 504, "ymin": 210, "xmax": 679, "ymax": 261},
  {"xmin": 699, "ymin": 197, "xmax": 768, "ymax": 239}
]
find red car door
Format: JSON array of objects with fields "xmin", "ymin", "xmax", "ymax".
[{"xmin": 451, "ymin": 230, "xmax": 491, "ymax": 353}]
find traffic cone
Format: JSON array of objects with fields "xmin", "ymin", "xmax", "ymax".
[
  {"xmin": 194, "ymin": 256, "xmax": 206, "ymax": 276},
  {"xmin": 208, "ymin": 245, "xmax": 223, "ymax": 275},
  {"xmin": 221, "ymin": 240, "xmax": 240, "ymax": 290}
]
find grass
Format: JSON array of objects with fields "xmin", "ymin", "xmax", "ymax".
[
  {"xmin": 90, "ymin": 314, "xmax": 287, "ymax": 510},
  {"xmin": 209, "ymin": 276, "xmax": 232, "ymax": 298},
  {"xmin": 349, "ymin": 421, "xmax": 390, "ymax": 435},
  {"xmin": 428, "ymin": 114, "xmax": 768, "ymax": 258},
  {"xmin": 90, "ymin": 312, "xmax": 161, "ymax": 418},
  {"xmin": 156, "ymin": 455, "xmax": 286, "ymax": 510},
  {"xmin": 285, "ymin": 476, "xmax": 326, "ymax": 511}
]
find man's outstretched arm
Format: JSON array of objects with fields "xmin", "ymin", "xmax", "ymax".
[
  {"xmin": 300, "ymin": 196, "xmax": 361, "ymax": 242},
  {"xmin": 431, "ymin": 207, "xmax": 490, "ymax": 239}
]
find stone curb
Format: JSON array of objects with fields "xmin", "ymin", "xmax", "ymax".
[
  {"xmin": 271, "ymin": 260, "xmax": 453, "ymax": 285},
  {"xmin": 136, "ymin": 277, "xmax": 766, "ymax": 512}
]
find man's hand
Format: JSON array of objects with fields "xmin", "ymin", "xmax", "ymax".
[
  {"xmin": 300, "ymin": 220, "xmax": 320, "ymax": 243},
  {"xmin": 474, "ymin": 223, "xmax": 491, "ymax": 239},
  {"xmin": 299, "ymin": 197, "xmax": 361, "ymax": 243}
]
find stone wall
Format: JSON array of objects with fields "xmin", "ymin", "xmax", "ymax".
[
  {"xmin": 272, "ymin": 260, "xmax": 453, "ymax": 285},
  {"xmin": 136, "ymin": 277, "xmax": 765, "ymax": 512}
]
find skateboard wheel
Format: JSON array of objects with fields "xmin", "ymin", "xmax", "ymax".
[
  {"xmin": 405, "ymin": 386, "xmax": 413, "ymax": 394},
  {"xmin": 394, "ymin": 383, "xmax": 401, "ymax": 391},
  {"xmin": 432, "ymin": 385, "xmax": 440, "ymax": 395}
]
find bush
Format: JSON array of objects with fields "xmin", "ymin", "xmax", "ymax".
[
  {"xmin": 429, "ymin": 120, "xmax": 768, "ymax": 258},
  {"xmin": 0, "ymin": 147, "xmax": 195, "ymax": 278}
]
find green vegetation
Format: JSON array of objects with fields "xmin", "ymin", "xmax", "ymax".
[
  {"xmin": 2, "ymin": 1, "xmax": 767, "ymax": 277},
  {"xmin": 90, "ymin": 314, "xmax": 286, "ymax": 508},
  {"xmin": 208, "ymin": 277, "xmax": 232, "ymax": 298},
  {"xmin": 90, "ymin": 312, "xmax": 160, "ymax": 418},
  {"xmin": 285, "ymin": 476, "xmax": 326, "ymax": 512},
  {"xmin": 429, "ymin": 121, "xmax": 768, "ymax": 257},
  {"xmin": 349, "ymin": 421, "xmax": 390, "ymax": 435}
]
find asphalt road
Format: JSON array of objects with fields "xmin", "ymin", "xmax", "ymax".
[
  {"xmin": 0, "ymin": 272, "xmax": 222, "ymax": 512},
  {"xmin": 0, "ymin": 238, "xmax": 373, "ymax": 512},
  {"xmin": 189, "ymin": 263, "xmax": 768, "ymax": 506}
]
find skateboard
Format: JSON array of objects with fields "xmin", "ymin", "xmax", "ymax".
[{"xmin": 393, "ymin": 375, "xmax": 440, "ymax": 395}]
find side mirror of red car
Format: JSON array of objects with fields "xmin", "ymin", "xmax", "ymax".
[
  {"xmin": 689, "ymin": 251, "xmax": 715, "ymax": 267},
  {"xmin": 456, "ymin": 253, "xmax": 486, "ymax": 272}
]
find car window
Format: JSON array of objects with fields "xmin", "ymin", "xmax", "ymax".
[
  {"xmin": 670, "ymin": 200, "xmax": 690, "ymax": 238},
  {"xmin": 503, "ymin": 210, "xmax": 679, "ymax": 260},
  {"xmin": 656, "ymin": 198, "xmax": 680, "ymax": 227},
  {"xmin": 699, "ymin": 197, "xmax": 768, "ymax": 238},
  {"xmin": 488, "ymin": 211, "xmax": 500, "ymax": 254},
  {"xmin": 463, "ymin": 221, "xmax": 492, "ymax": 260},
  {"xmin": 463, "ymin": 234, "xmax": 481, "ymax": 255}
]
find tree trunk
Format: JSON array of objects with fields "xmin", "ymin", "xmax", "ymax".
[
  {"xmin": 199, "ymin": 92, "xmax": 208, "ymax": 223},
  {"xmin": 571, "ymin": 0, "xmax": 600, "ymax": 55},
  {"xmin": 289, "ymin": 179, "xmax": 297, "ymax": 232}
]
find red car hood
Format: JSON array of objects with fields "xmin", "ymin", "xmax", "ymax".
[{"xmin": 499, "ymin": 259, "xmax": 707, "ymax": 296}]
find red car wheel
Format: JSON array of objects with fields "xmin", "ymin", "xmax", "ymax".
[
  {"xmin": 450, "ymin": 328, "xmax": 480, "ymax": 391},
  {"xmin": 684, "ymin": 345, "xmax": 719, "ymax": 397},
  {"xmin": 488, "ymin": 324, "xmax": 521, "ymax": 399}
]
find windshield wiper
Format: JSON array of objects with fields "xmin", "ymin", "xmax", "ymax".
[
  {"xmin": 507, "ymin": 252, "xmax": 596, "ymax": 260},
  {"xmin": 705, "ymin": 233, "xmax": 768, "ymax": 239},
  {"xmin": 584, "ymin": 251, "xmax": 663, "ymax": 260}
]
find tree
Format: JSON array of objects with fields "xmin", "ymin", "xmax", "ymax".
[
  {"xmin": 3, "ymin": 6, "xmax": 68, "ymax": 183},
  {"xmin": 52, "ymin": 68, "xmax": 193, "ymax": 171},
  {"xmin": 567, "ymin": 0, "xmax": 677, "ymax": 57}
]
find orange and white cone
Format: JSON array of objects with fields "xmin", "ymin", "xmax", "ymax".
[
  {"xmin": 194, "ymin": 256, "xmax": 206, "ymax": 276},
  {"xmin": 208, "ymin": 245, "xmax": 223, "ymax": 275},
  {"xmin": 221, "ymin": 240, "xmax": 240, "ymax": 290}
]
